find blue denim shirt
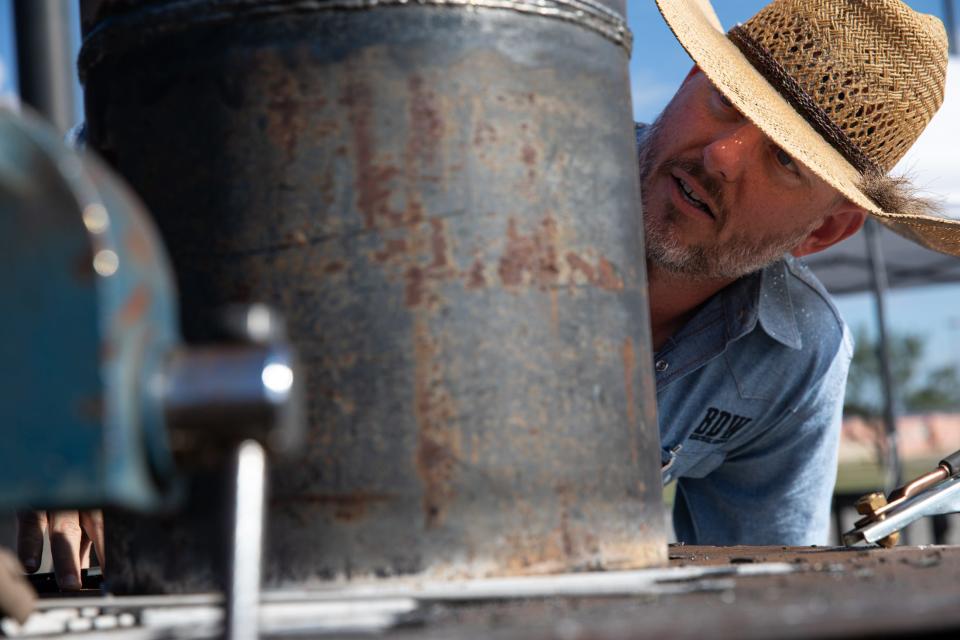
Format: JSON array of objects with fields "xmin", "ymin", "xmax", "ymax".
[{"xmin": 657, "ymin": 255, "xmax": 853, "ymax": 545}]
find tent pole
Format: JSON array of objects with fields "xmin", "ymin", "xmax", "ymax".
[
  {"xmin": 946, "ymin": 0, "xmax": 957, "ymax": 56},
  {"xmin": 12, "ymin": 0, "xmax": 76, "ymax": 133},
  {"xmin": 864, "ymin": 219, "xmax": 903, "ymax": 499}
]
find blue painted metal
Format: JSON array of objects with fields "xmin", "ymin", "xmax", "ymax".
[{"xmin": 0, "ymin": 108, "xmax": 181, "ymax": 511}]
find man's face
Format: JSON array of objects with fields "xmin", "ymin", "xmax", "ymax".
[{"xmin": 639, "ymin": 69, "xmax": 843, "ymax": 281}]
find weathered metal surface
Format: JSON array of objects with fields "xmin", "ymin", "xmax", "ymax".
[
  {"xmin": 372, "ymin": 545, "xmax": 960, "ymax": 639},
  {"xmin": 81, "ymin": 0, "xmax": 665, "ymax": 588},
  {"xmin": 14, "ymin": 545, "xmax": 960, "ymax": 637}
]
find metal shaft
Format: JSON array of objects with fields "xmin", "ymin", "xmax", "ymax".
[
  {"xmin": 12, "ymin": 0, "xmax": 77, "ymax": 133},
  {"xmin": 226, "ymin": 440, "xmax": 267, "ymax": 640},
  {"xmin": 864, "ymin": 219, "xmax": 903, "ymax": 497},
  {"xmin": 946, "ymin": 0, "xmax": 957, "ymax": 56}
]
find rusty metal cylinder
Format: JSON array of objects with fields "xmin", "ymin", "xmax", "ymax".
[{"xmin": 81, "ymin": 0, "xmax": 666, "ymax": 588}]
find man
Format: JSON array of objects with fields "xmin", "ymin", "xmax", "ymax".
[{"xmin": 644, "ymin": 0, "xmax": 960, "ymax": 545}]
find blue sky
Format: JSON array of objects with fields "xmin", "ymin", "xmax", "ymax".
[
  {"xmin": 0, "ymin": 0, "xmax": 12, "ymax": 101},
  {"xmin": 1, "ymin": 0, "xmax": 958, "ymax": 375}
]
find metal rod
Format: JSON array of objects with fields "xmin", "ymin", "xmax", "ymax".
[
  {"xmin": 12, "ymin": 0, "xmax": 76, "ymax": 133},
  {"xmin": 226, "ymin": 440, "xmax": 266, "ymax": 640},
  {"xmin": 946, "ymin": 0, "xmax": 957, "ymax": 56},
  {"xmin": 864, "ymin": 219, "xmax": 904, "ymax": 501}
]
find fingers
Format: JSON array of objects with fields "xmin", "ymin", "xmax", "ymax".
[
  {"xmin": 48, "ymin": 510, "xmax": 84, "ymax": 591},
  {"xmin": 78, "ymin": 534, "xmax": 92, "ymax": 570},
  {"xmin": 79, "ymin": 510, "xmax": 105, "ymax": 573},
  {"xmin": 15, "ymin": 511, "xmax": 47, "ymax": 574},
  {"xmin": 14, "ymin": 510, "xmax": 106, "ymax": 591}
]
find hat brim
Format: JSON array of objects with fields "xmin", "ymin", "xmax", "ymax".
[{"xmin": 655, "ymin": 0, "xmax": 960, "ymax": 256}]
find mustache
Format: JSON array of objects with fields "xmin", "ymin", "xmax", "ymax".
[{"xmin": 659, "ymin": 158, "xmax": 726, "ymax": 220}]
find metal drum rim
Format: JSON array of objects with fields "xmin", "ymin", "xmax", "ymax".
[{"xmin": 77, "ymin": 0, "xmax": 632, "ymax": 83}]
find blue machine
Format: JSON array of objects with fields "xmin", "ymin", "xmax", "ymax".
[{"xmin": 0, "ymin": 106, "xmax": 301, "ymax": 513}]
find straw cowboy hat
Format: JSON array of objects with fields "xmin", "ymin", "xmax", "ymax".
[{"xmin": 655, "ymin": 0, "xmax": 960, "ymax": 256}]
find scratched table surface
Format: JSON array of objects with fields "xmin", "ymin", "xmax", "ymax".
[
  {"xmin": 12, "ymin": 545, "xmax": 960, "ymax": 638},
  {"xmin": 373, "ymin": 544, "xmax": 960, "ymax": 640}
]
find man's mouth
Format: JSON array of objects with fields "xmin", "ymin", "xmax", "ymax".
[{"xmin": 674, "ymin": 175, "xmax": 715, "ymax": 219}]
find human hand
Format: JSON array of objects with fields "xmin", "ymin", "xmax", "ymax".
[
  {"xmin": 16, "ymin": 510, "xmax": 104, "ymax": 591},
  {"xmin": 0, "ymin": 547, "xmax": 34, "ymax": 623}
]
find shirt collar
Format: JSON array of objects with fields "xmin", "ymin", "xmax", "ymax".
[{"xmin": 722, "ymin": 258, "xmax": 802, "ymax": 350}]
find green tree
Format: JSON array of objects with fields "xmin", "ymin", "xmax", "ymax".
[{"xmin": 844, "ymin": 326, "xmax": 960, "ymax": 418}]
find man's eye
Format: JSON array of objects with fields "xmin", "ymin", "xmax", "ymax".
[
  {"xmin": 775, "ymin": 147, "xmax": 797, "ymax": 171},
  {"xmin": 716, "ymin": 88, "xmax": 734, "ymax": 109}
]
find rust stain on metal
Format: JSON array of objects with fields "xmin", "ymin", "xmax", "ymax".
[
  {"xmin": 405, "ymin": 266, "xmax": 425, "ymax": 307},
  {"xmin": 125, "ymin": 227, "xmax": 154, "ymax": 265},
  {"xmin": 566, "ymin": 252, "xmax": 625, "ymax": 291},
  {"xmin": 117, "ymin": 284, "xmax": 150, "ymax": 327},
  {"xmin": 262, "ymin": 55, "xmax": 326, "ymax": 162},
  {"xmin": 267, "ymin": 96, "xmax": 301, "ymax": 159},
  {"xmin": 565, "ymin": 252, "xmax": 595, "ymax": 283},
  {"xmin": 429, "ymin": 218, "xmax": 449, "ymax": 268},
  {"xmin": 359, "ymin": 74, "xmax": 456, "ymax": 308},
  {"xmin": 498, "ymin": 216, "xmax": 559, "ymax": 289},
  {"xmin": 375, "ymin": 218, "xmax": 455, "ymax": 309},
  {"xmin": 359, "ymin": 164, "xmax": 401, "ymax": 228},
  {"xmin": 332, "ymin": 391, "xmax": 356, "ymax": 416},
  {"xmin": 407, "ymin": 75, "xmax": 444, "ymax": 166},
  {"xmin": 521, "ymin": 144, "xmax": 537, "ymax": 180},
  {"xmin": 271, "ymin": 493, "xmax": 392, "ymax": 523},
  {"xmin": 340, "ymin": 79, "xmax": 402, "ymax": 229},
  {"xmin": 287, "ymin": 229, "xmax": 309, "ymax": 246},
  {"xmin": 596, "ymin": 257, "xmax": 624, "ymax": 290},
  {"xmin": 413, "ymin": 317, "xmax": 460, "ymax": 529},
  {"xmin": 495, "ymin": 218, "xmax": 625, "ymax": 293},
  {"xmin": 521, "ymin": 144, "xmax": 536, "ymax": 166},
  {"xmin": 373, "ymin": 238, "xmax": 408, "ymax": 264},
  {"xmin": 405, "ymin": 199, "xmax": 425, "ymax": 227},
  {"xmin": 496, "ymin": 485, "xmax": 595, "ymax": 574},
  {"xmin": 465, "ymin": 258, "xmax": 486, "ymax": 289},
  {"xmin": 323, "ymin": 261, "xmax": 345, "ymax": 275},
  {"xmin": 473, "ymin": 121, "xmax": 497, "ymax": 146}
]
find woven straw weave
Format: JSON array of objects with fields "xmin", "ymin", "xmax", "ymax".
[{"xmin": 738, "ymin": 0, "xmax": 947, "ymax": 174}]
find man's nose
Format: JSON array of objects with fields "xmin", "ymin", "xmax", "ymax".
[{"xmin": 702, "ymin": 123, "xmax": 765, "ymax": 183}]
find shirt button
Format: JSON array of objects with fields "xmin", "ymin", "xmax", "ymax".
[{"xmin": 655, "ymin": 359, "xmax": 669, "ymax": 372}]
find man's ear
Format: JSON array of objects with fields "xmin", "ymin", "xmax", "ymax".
[
  {"xmin": 791, "ymin": 203, "xmax": 867, "ymax": 258},
  {"xmin": 681, "ymin": 65, "xmax": 701, "ymax": 86}
]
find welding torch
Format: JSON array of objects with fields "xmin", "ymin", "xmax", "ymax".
[{"xmin": 843, "ymin": 449, "xmax": 960, "ymax": 548}]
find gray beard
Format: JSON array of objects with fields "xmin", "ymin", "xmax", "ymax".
[{"xmin": 637, "ymin": 117, "xmax": 817, "ymax": 281}]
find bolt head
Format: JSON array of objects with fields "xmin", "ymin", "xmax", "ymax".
[
  {"xmin": 855, "ymin": 491, "xmax": 888, "ymax": 515},
  {"xmin": 877, "ymin": 532, "xmax": 901, "ymax": 548}
]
